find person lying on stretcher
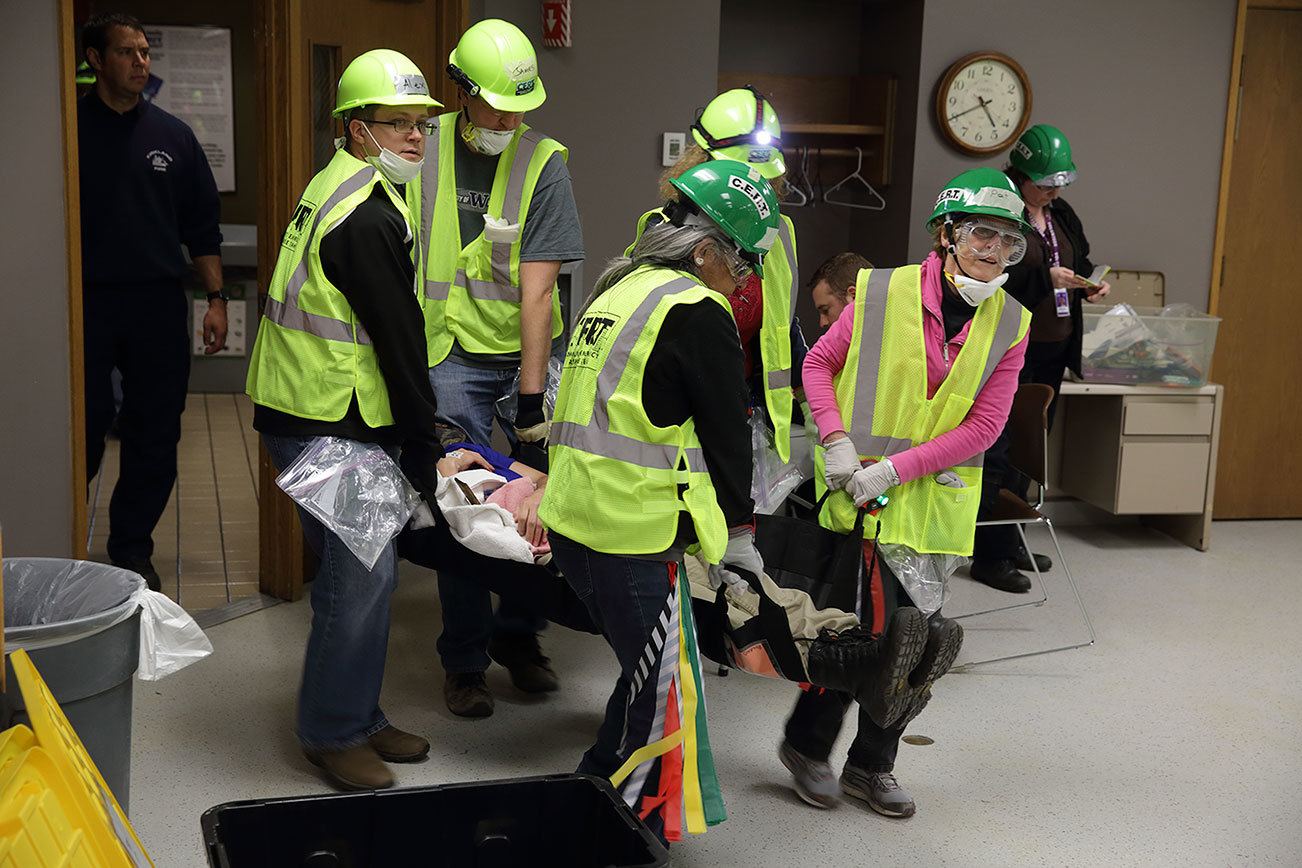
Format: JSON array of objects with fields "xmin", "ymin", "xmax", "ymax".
[{"xmin": 401, "ymin": 442, "xmax": 957, "ymax": 731}]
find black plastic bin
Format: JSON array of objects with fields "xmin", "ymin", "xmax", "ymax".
[{"xmin": 201, "ymin": 773, "xmax": 669, "ymax": 868}]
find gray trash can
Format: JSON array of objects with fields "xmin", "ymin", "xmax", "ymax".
[{"xmin": 2, "ymin": 558, "xmax": 142, "ymax": 813}]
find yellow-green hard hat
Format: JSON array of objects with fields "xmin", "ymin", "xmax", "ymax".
[
  {"xmin": 75, "ymin": 61, "xmax": 96, "ymax": 85},
  {"xmin": 448, "ymin": 19, "xmax": 546, "ymax": 112},
  {"xmin": 334, "ymin": 49, "xmax": 441, "ymax": 117},
  {"xmin": 692, "ymin": 86, "xmax": 785, "ymax": 180},
  {"xmin": 670, "ymin": 159, "xmax": 781, "ymax": 259}
]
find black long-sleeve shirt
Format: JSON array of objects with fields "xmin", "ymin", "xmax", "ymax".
[
  {"xmin": 254, "ymin": 182, "xmax": 441, "ymax": 496},
  {"xmin": 641, "ymin": 297, "xmax": 755, "ymax": 544},
  {"xmin": 77, "ymin": 92, "xmax": 222, "ymax": 285}
]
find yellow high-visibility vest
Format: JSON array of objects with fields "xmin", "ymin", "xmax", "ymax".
[
  {"xmin": 814, "ymin": 265, "xmax": 1030, "ymax": 555},
  {"xmin": 539, "ymin": 266, "xmax": 731, "ymax": 562},
  {"xmin": 247, "ymin": 148, "xmax": 412, "ymax": 426},
  {"xmin": 410, "ymin": 111, "xmax": 567, "ymax": 364}
]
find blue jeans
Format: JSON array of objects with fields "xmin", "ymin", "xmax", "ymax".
[
  {"xmin": 263, "ymin": 433, "xmax": 397, "ymax": 751},
  {"xmin": 427, "ymin": 356, "xmax": 551, "ymax": 672},
  {"xmin": 549, "ymin": 534, "xmax": 682, "ymax": 846}
]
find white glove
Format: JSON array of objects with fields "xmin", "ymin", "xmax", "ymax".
[
  {"xmin": 707, "ymin": 529, "xmax": 765, "ymax": 594},
  {"xmin": 822, "ymin": 436, "xmax": 861, "ymax": 491},
  {"xmin": 847, "ymin": 458, "xmax": 899, "ymax": 507},
  {"xmin": 482, "ymin": 214, "xmax": 522, "ymax": 243},
  {"xmin": 934, "ymin": 469, "xmax": 966, "ymax": 488}
]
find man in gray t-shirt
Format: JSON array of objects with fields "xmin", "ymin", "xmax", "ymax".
[{"xmin": 424, "ymin": 20, "xmax": 583, "ymax": 720}]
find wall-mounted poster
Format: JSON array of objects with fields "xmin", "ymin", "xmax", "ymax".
[{"xmin": 144, "ymin": 25, "xmax": 236, "ymax": 192}]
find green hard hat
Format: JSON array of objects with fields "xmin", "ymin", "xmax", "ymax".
[
  {"xmin": 927, "ymin": 167, "xmax": 1031, "ymax": 234},
  {"xmin": 334, "ymin": 49, "xmax": 442, "ymax": 117},
  {"xmin": 1010, "ymin": 123, "xmax": 1077, "ymax": 187},
  {"xmin": 448, "ymin": 19, "xmax": 546, "ymax": 112},
  {"xmin": 691, "ymin": 86, "xmax": 785, "ymax": 180},
  {"xmin": 670, "ymin": 159, "xmax": 782, "ymax": 258},
  {"xmin": 75, "ymin": 61, "xmax": 96, "ymax": 85}
]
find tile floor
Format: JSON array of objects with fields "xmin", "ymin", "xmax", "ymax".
[
  {"xmin": 129, "ymin": 519, "xmax": 1302, "ymax": 865},
  {"xmin": 88, "ymin": 393, "xmax": 261, "ymax": 611}
]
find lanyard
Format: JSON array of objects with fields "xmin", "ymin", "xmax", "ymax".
[{"xmin": 1037, "ymin": 210, "xmax": 1061, "ymax": 268}]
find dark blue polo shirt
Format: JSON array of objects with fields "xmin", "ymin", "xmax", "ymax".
[{"xmin": 77, "ymin": 91, "xmax": 223, "ymax": 286}]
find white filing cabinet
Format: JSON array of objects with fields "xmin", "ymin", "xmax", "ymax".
[{"xmin": 1056, "ymin": 382, "xmax": 1223, "ymax": 550}]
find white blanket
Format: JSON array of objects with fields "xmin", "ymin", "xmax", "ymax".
[{"xmin": 432, "ymin": 469, "xmax": 538, "ymax": 564}]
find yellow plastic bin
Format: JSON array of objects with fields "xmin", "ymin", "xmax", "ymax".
[{"xmin": 0, "ymin": 649, "xmax": 152, "ymax": 866}]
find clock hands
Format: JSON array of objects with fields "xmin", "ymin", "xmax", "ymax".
[
  {"xmin": 947, "ymin": 101, "xmax": 985, "ymax": 122},
  {"xmin": 978, "ymin": 96, "xmax": 998, "ymax": 129}
]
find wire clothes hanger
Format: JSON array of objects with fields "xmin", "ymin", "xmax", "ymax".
[
  {"xmin": 782, "ymin": 145, "xmax": 813, "ymax": 208},
  {"xmin": 823, "ymin": 146, "xmax": 886, "ymax": 211}
]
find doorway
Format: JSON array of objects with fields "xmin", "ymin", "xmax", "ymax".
[{"xmin": 65, "ymin": 0, "xmax": 468, "ymax": 612}]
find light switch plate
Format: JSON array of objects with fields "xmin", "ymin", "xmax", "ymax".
[{"xmin": 662, "ymin": 132, "xmax": 686, "ymax": 167}]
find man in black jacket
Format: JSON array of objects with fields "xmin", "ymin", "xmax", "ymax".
[{"xmin": 79, "ymin": 13, "xmax": 227, "ymax": 590}]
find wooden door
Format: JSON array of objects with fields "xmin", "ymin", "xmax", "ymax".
[
  {"xmin": 1210, "ymin": 3, "xmax": 1302, "ymax": 518},
  {"xmin": 255, "ymin": 0, "xmax": 467, "ymax": 599}
]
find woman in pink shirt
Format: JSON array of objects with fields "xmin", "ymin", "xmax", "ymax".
[{"xmin": 779, "ymin": 168, "xmax": 1031, "ymax": 821}]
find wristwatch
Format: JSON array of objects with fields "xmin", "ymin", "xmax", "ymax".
[{"xmin": 206, "ymin": 289, "xmax": 230, "ymax": 303}]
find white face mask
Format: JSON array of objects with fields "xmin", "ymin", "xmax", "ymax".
[
  {"xmin": 950, "ymin": 272, "xmax": 1008, "ymax": 306},
  {"xmin": 362, "ymin": 124, "xmax": 423, "ymax": 184},
  {"xmin": 462, "ymin": 120, "xmax": 516, "ymax": 156}
]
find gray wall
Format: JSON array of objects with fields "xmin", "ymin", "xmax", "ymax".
[
  {"xmin": 480, "ymin": 0, "xmax": 722, "ymax": 295},
  {"xmin": 908, "ymin": 0, "xmax": 1236, "ymax": 308},
  {"xmin": 0, "ymin": 1, "xmax": 76, "ymax": 556}
]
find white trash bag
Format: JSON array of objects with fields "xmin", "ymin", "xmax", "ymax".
[
  {"xmin": 3, "ymin": 558, "xmax": 213, "ymax": 681},
  {"xmin": 275, "ymin": 436, "xmax": 421, "ymax": 570}
]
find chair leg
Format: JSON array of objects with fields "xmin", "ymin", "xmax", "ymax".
[
  {"xmin": 952, "ymin": 517, "xmax": 1095, "ymax": 670},
  {"xmin": 951, "ymin": 521, "xmax": 1048, "ymax": 621}
]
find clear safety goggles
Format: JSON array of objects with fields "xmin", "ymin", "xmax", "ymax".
[
  {"xmin": 715, "ymin": 240, "xmax": 759, "ymax": 282},
  {"xmin": 954, "ymin": 217, "xmax": 1028, "ymax": 266},
  {"xmin": 1035, "ymin": 169, "xmax": 1078, "ymax": 189}
]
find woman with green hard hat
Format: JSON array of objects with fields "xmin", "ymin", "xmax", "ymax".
[
  {"xmin": 538, "ymin": 159, "xmax": 781, "ymax": 845},
  {"xmin": 970, "ymin": 123, "xmax": 1111, "ymax": 593},
  {"xmin": 639, "ymin": 86, "xmax": 807, "ymax": 469},
  {"xmin": 777, "ymin": 167, "xmax": 1032, "ymax": 819}
]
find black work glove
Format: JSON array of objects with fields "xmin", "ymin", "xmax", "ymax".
[{"xmin": 513, "ymin": 391, "xmax": 549, "ymax": 443}]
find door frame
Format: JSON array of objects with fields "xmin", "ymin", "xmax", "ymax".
[{"xmin": 254, "ymin": 0, "xmax": 468, "ymax": 600}]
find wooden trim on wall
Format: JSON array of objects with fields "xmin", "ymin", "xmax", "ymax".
[
  {"xmin": 59, "ymin": 0, "xmax": 87, "ymax": 559},
  {"xmin": 1208, "ymin": 0, "xmax": 1248, "ymax": 317},
  {"xmin": 256, "ymin": 0, "xmax": 308, "ymax": 601}
]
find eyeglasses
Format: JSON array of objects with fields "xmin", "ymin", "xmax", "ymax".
[
  {"xmin": 365, "ymin": 118, "xmax": 436, "ymax": 136},
  {"xmin": 715, "ymin": 241, "xmax": 757, "ymax": 282}
]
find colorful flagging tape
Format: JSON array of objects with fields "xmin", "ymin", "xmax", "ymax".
[{"xmin": 609, "ymin": 563, "xmax": 725, "ymax": 838}]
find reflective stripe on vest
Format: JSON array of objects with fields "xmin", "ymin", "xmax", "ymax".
[
  {"xmin": 550, "ymin": 276, "xmax": 706, "ymax": 471},
  {"xmin": 846, "ymin": 267, "xmax": 1025, "ymax": 468},
  {"xmin": 264, "ymin": 166, "xmax": 375, "ymax": 346}
]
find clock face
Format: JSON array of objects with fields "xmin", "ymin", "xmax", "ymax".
[{"xmin": 941, "ymin": 56, "xmax": 1028, "ymax": 153}]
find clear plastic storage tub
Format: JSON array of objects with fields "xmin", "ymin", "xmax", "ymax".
[{"xmin": 1079, "ymin": 303, "xmax": 1221, "ymax": 387}]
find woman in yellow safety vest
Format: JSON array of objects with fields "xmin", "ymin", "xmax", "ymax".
[
  {"xmin": 778, "ymin": 168, "xmax": 1033, "ymax": 820},
  {"xmin": 538, "ymin": 160, "xmax": 780, "ymax": 845}
]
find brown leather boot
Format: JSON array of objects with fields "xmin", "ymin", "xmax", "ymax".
[
  {"xmin": 304, "ymin": 743, "xmax": 394, "ymax": 791},
  {"xmin": 369, "ymin": 725, "xmax": 429, "ymax": 763},
  {"xmin": 444, "ymin": 671, "xmax": 494, "ymax": 718}
]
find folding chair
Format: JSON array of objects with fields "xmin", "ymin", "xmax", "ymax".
[{"xmin": 954, "ymin": 383, "xmax": 1096, "ymax": 667}]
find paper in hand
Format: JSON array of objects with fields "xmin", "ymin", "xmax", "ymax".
[{"xmin": 1080, "ymin": 264, "xmax": 1111, "ymax": 289}]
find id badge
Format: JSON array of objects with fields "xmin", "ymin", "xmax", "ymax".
[{"xmin": 1054, "ymin": 286, "xmax": 1071, "ymax": 317}]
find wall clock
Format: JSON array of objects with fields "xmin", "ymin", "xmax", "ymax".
[{"xmin": 935, "ymin": 51, "xmax": 1032, "ymax": 156}]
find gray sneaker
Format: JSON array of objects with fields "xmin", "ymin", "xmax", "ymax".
[
  {"xmin": 778, "ymin": 741, "xmax": 840, "ymax": 809},
  {"xmin": 840, "ymin": 765, "xmax": 916, "ymax": 818}
]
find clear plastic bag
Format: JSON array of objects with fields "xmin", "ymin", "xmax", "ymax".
[
  {"xmin": 495, "ymin": 355, "xmax": 565, "ymax": 424},
  {"xmin": 275, "ymin": 436, "xmax": 421, "ymax": 570},
  {"xmin": 3, "ymin": 558, "xmax": 213, "ymax": 680},
  {"xmin": 750, "ymin": 406, "xmax": 805, "ymax": 515},
  {"xmin": 876, "ymin": 543, "xmax": 967, "ymax": 617}
]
